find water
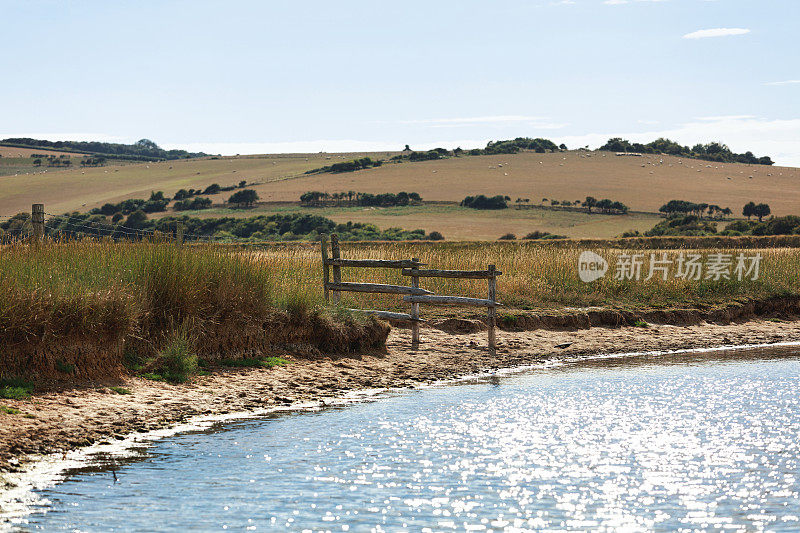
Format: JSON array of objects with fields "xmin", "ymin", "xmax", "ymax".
[{"xmin": 13, "ymin": 351, "xmax": 800, "ymax": 532}]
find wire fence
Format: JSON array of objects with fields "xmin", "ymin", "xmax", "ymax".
[{"xmin": 0, "ymin": 210, "xmax": 224, "ymax": 244}]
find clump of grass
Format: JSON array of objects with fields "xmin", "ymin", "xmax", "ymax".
[
  {"xmin": 109, "ymin": 386, "xmax": 131, "ymax": 395},
  {"xmin": 1, "ymin": 406, "xmax": 21, "ymax": 415},
  {"xmin": 632, "ymin": 319, "xmax": 650, "ymax": 328},
  {"xmin": 0, "ymin": 378, "xmax": 34, "ymax": 400},
  {"xmin": 150, "ymin": 327, "xmax": 198, "ymax": 383},
  {"xmin": 219, "ymin": 356, "xmax": 290, "ymax": 368}
]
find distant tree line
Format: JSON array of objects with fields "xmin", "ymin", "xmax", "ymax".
[
  {"xmin": 461, "ymin": 195, "xmax": 510, "ymax": 209},
  {"xmin": 582, "ymin": 196, "xmax": 629, "ymax": 214},
  {"xmin": 174, "ymin": 197, "xmax": 213, "ymax": 211},
  {"xmin": 300, "ymin": 191, "xmax": 422, "ymax": 207},
  {"xmin": 599, "ymin": 137, "xmax": 774, "ymax": 166},
  {"xmin": 305, "ymin": 157, "xmax": 383, "ymax": 174},
  {"xmin": 174, "ymin": 181, "xmax": 246, "ymax": 200},
  {"xmin": 2, "ymin": 210, "xmax": 441, "ymax": 243},
  {"xmin": 497, "ymin": 231, "xmax": 567, "ymax": 240},
  {"xmin": 392, "ymin": 138, "xmax": 567, "ymax": 162},
  {"xmin": 94, "ymin": 191, "xmax": 171, "ymax": 216},
  {"xmin": 2, "ymin": 137, "xmax": 208, "ymax": 162},
  {"xmin": 658, "ymin": 200, "xmax": 733, "ymax": 219},
  {"xmin": 627, "ymin": 201, "xmax": 778, "ymax": 237}
]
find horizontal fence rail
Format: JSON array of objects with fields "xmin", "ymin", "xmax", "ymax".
[
  {"xmin": 325, "ymin": 282, "xmax": 432, "ymax": 296},
  {"xmin": 403, "ymin": 295, "xmax": 500, "ymax": 307},
  {"xmin": 320, "ymin": 233, "xmax": 501, "ymax": 353},
  {"xmin": 400, "ymin": 268, "xmax": 503, "ymax": 279},
  {"xmin": 325, "ymin": 258, "xmax": 426, "ymax": 269}
]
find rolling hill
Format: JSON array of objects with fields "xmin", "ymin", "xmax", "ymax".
[{"xmin": 1, "ymin": 149, "xmax": 798, "ymax": 240}]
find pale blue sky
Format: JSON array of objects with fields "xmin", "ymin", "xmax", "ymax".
[{"xmin": 1, "ymin": 0, "xmax": 798, "ymax": 164}]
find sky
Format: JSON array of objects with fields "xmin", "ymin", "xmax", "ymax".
[{"xmin": 1, "ymin": 0, "xmax": 798, "ymax": 164}]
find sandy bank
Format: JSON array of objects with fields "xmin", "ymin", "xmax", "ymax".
[{"xmin": 2, "ymin": 319, "xmax": 800, "ymax": 476}]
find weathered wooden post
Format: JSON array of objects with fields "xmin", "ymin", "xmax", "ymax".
[
  {"xmin": 31, "ymin": 204, "xmax": 45, "ymax": 242},
  {"xmin": 176, "ymin": 223, "xmax": 184, "ymax": 244},
  {"xmin": 330, "ymin": 233, "xmax": 342, "ymax": 303},
  {"xmin": 320, "ymin": 234, "xmax": 330, "ymax": 302},
  {"xmin": 410, "ymin": 257, "xmax": 421, "ymax": 349},
  {"xmin": 487, "ymin": 264, "xmax": 497, "ymax": 354}
]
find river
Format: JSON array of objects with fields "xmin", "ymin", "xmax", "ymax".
[{"xmin": 14, "ymin": 350, "xmax": 800, "ymax": 532}]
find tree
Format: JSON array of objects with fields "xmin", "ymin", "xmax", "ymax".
[
  {"xmin": 228, "ymin": 189, "xmax": 259, "ymax": 207},
  {"xmin": 33, "ymin": 158, "xmax": 42, "ymax": 166},
  {"xmin": 203, "ymin": 183, "xmax": 221, "ymax": 195},
  {"xmin": 743, "ymin": 201, "xmax": 757, "ymax": 220},
  {"xmin": 238, "ymin": 180, "xmax": 247, "ymax": 188},
  {"xmin": 559, "ymin": 143, "xmax": 567, "ymax": 151},
  {"xmin": 754, "ymin": 203, "xmax": 771, "ymax": 222},
  {"xmin": 135, "ymin": 138, "xmax": 160, "ymax": 150},
  {"xmin": 124, "ymin": 209, "xmax": 148, "ymax": 228},
  {"xmin": 583, "ymin": 196, "xmax": 597, "ymax": 213}
]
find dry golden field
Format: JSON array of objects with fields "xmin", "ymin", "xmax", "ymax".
[
  {"xmin": 0, "ymin": 152, "xmax": 395, "ymax": 215},
  {"xmin": 0, "ymin": 145, "xmax": 81, "ymax": 158},
  {"xmin": 244, "ymin": 151, "xmax": 800, "ymax": 215},
  {"xmin": 1, "ymin": 149, "xmax": 799, "ymax": 240}
]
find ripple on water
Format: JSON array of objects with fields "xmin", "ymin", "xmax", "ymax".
[{"xmin": 14, "ymin": 356, "xmax": 800, "ymax": 532}]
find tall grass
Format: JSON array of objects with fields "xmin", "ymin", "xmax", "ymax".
[
  {"xmin": 252, "ymin": 241, "xmax": 800, "ymax": 311},
  {"xmin": 3, "ymin": 239, "xmax": 800, "ymax": 380},
  {"xmin": 0, "ymin": 240, "xmax": 330, "ymax": 379}
]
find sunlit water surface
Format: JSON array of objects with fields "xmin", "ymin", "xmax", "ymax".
[{"xmin": 17, "ymin": 353, "xmax": 800, "ymax": 532}]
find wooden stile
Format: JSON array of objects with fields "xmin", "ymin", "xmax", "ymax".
[{"xmin": 319, "ymin": 234, "xmax": 502, "ymax": 351}]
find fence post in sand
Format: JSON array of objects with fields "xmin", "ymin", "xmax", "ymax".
[
  {"xmin": 320, "ymin": 235, "xmax": 330, "ymax": 302},
  {"xmin": 330, "ymin": 233, "xmax": 342, "ymax": 303},
  {"xmin": 31, "ymin": 204, "xmax": 45, "ymax": 242},
  {"xmin": 410, "ymin": 257, "xmax": 421, "ymax": 349},
  {"xmin": 487, "ymin": 264, "xmax": 497, "ymax": 354}
]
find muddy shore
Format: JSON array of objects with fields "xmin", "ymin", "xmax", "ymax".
[{"xmin": 2, "ymin": 319, "xmax": 800, "ymax": 477}]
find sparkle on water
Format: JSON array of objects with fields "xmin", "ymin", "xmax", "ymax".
[{"xmin": 16, "ymin": 352, "xmax": 800, "ymax": 532}]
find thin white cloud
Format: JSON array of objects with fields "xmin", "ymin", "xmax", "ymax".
[
  {"xmin": 683, "ymin": 28, "xmax": 750, "ymax": 39},
  {"xmin": 765, "ymin": 80, "xmax": 800, "ymax": 86}
]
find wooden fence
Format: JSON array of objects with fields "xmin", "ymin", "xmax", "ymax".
[{"xmin": 320, "ymin": 234, "xmax": 502, "ymax": 352}]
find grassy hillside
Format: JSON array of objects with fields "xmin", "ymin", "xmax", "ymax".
[
  {"xmin": 1, "ymin": 149, "xmax": 798, "ymax": 240},
  {"xmin": 158, "ymin": 204, "xmax": 663, "ymax": 241}
]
